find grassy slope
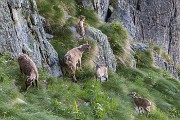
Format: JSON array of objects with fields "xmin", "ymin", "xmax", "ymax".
[
  {"xmin": 0, "ymin": 0, "xmax": 179, "ymax": 120},
  {"xmin": 0, "ymin": 54, "xmax": 179, "ymax": 120}
]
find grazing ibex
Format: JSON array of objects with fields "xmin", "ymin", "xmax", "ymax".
[
  {"xmin": 18, "ymin": 53, "xmax": 38, "ymax": 91},
  {"xmin": 76, "ymin": 15, "xmax": 86, "ymax": 39},
  {"xmin": 95, "ymin": 64, "xmax": 108, "ymax": 82},
  {"xmin": 128, "ymin": 92, "xmax": 151, "ymax": 118},
  {"xmin": 64, "ymin": 43, "xmax": 91, "ymax": 82}
]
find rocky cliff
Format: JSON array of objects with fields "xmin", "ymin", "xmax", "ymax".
[
  {"xmin": 0, "ymin": 0, "xmax": 62, "ymax": 76},
  {"xmin": 81, "ymin": 0, "xmax": 179, "ymax": 74},
  {"xmin": 108, "ymin": 0, "xmax": 180, "ymax": 66},
  {"xmin": 0, "ymin": 0, "xmax": 179, "ymax": 78}
]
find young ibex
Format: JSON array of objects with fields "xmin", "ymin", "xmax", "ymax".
[
  {"xmin": 18, "ymin": 53, "xmax": 38, "ymax": 91},
  {"xmin": 76, "ymin": 15, "xmax": 86, "ymax": 39},
  {"xmin": 64, "ymin": 43, "xmax": 91, "ymax": 82},
  {"xmin": 95, "ymin": 64, "xmax": 108, "ymax": 82},
  {"xmin": 128, "ymin": 92, "xmax": 151, "ymax": 118}
]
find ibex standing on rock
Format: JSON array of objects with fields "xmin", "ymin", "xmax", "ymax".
[
  {"xmin": 128, "ymin": 92, "xmax": 151, "ymax": 118},
  {"xmin": 64, "ymin": 43, "xmax": 91, "ymax": 82},
  {"xmin": 18, "ymin": 53, "xmax": 39, "ymax": 91},
  {"xmin": 76, "ymin": 15, "xmax": 86, "ymax": 39}
]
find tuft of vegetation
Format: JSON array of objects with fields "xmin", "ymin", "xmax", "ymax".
[
  {"xmin": 176, "ymin": 64, "xmax": 180, "ymax": 76},
  {"xmin": 99, "ymin": 21, "xmax": 128, "ymax": 55},
  {"xmin": 152, "ymin": 45, "xmax": 173, "ymax": 64},
  {"xmin": 161, "ymin": 51, "xmax": 173, "ymax": 64},
  {"xmin": 99, "ymin": 21, "xmax": 133, "ymax": 66},
  {"xmin": 135, "ymin": 49, "xmax": 154, "ymax": 68},
  {"xmin": 36, "ymin": 0, "xmax": 76, "ymax": 34},
  {"xmin": 153, "ymin": 45, "xmax": 161, "ymax": 54}
]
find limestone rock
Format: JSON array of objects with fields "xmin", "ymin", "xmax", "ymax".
[
  {"xmin": 86, "ymin": 26, "xmax": 117, "ymax": 72},
  {"xmin": 132, "ymin": 43, "xmax": 179, "ymax": 78},
  {"xmin": 109, "ymin": 0, "xmax": 180, "ymax": 66},
  {"xmin": 0, "ymin": 0, "xmax": 62, "ymax": 76}
]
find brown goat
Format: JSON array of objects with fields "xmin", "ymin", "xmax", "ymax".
[
  {"xmin": 95, "ymin": 64, "xmax": 108, "ymax": 82},
  {"xmin": 64, "ymin": 43, "xmax": 91, "ymax": 82},
  {"xmin": 128, "ymin": 92, "xmax": 151, "ymax": 118},
  {"xmin": 18, "ymin": 53, "xmax": 38, "ymax": 91},
  {"xmin": 76, "ymin": 15, "xmax": 86, "ymax": 39}
]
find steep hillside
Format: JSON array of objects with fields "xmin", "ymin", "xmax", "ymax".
[
  {"xmin": 0, "ymin": 0, "xmax": 179, "ymax": 120},
  {"xmin": 0, "ymin": 50, "xmax": 179, "ymax": 120}
]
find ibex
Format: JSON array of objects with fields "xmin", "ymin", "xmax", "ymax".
[
  {"xmin": 76, "ymin": 15, "xmax": 86, "ymax": 39},
  {"xmin": 128, "ymin": 92, "xmax": 151, "ymax": 118},
  {"xmin": 64, "ymin": 43, "xmax": 91, "ymax": 82},
  {"xmin": 18, "ymin": 54, "xmax": 38, "ymax": 91},
  {"xmin": 95, "ymin": 64, "xmax": 108, "ymax": 82}
]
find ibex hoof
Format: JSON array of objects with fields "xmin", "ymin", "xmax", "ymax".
[{"xmin": 73, "ymin": 80, "xmax": 78, "ymax": 83}]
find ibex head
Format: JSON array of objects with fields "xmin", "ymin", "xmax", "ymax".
[{"xmin": 128, "ymin": 92, "xmax": 137, "ymax": 97}]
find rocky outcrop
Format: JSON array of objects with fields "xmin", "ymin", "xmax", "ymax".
[
  {"xmin": 132, "ymin": 43, "xmax": 179, "ymax": 78},
  {"xmin": 109, "ymin": 0, "xmax": 180, "ymax": 66},
  {"xmin": 86, "ymin": 27, "xmax": 117, "ymax": 72},
  {"xmin": 82, "ymin": 0, "xmax": 109, "ymax": 21},
  {"xmin": 153, "ymin": 51, "xmax": 178, "ymax": 78},
  {"xmin": 0, "ymin": 0, "xmax": 62, "ymax": 76}
]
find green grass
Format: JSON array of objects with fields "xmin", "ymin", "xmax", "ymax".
[
  {"xmin": 135, "ymin": 49, "xmax": 154, "ymax": 68},
  {"xmin": 99, "ymin": 21, "xmax": 132, "ymax": 66},
  {"xmin": 99, "ymin": 21, "xmax": 128, "ymax": 56},
  {"xmin": 36, "ymin": 0, "xmax": 76, "ymax": 34},
  {"xmin": 0, "ymin": 54, "xmax": 179, "ymax": 120},
  {"xmin": 1, "ymin": 0, "xmax": 179, "ymax": 119},
  {"xmin": 151, "ymin": 44, "xmax": 173, "ymax": 64}
]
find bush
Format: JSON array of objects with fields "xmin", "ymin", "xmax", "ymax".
[
  {"xmin": 36, "ymin": 0, "xmax": 76, "ymax": 34},
  {"xmin": 153, "ymin": 46, "xmax": 161, "ymax": 54},
  {"xmin": 135, "ymin": 50, "xmax": 153, "ymax": 68},
  {"xmin": 99, "ymin": 22, "xmax": 132, "ymax": 66},
  {"xmin": 99, "ymin": 22, "xmax": 128, "ymax": 55}
]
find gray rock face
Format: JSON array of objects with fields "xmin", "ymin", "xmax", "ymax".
[
  {"xmin": 153, "ymin": 51, "xmax": 178, "ymax": 78},
  {"xmin": 82, "ymin": 0, "xmax": 109, "ymax": 21},
  {"xmin": 0, "ymin": 0, "xmax": 62, "ymax": 76},
  {"xmin": 109, "ymin": 0, "xmax": 180, "ymax": 66},
  {"xmin": 132, "ymin": 43, "xmax": 179, "ymax": 78},
  {"xmin": 86, "ymin": 27, "xmax": 117, "ymax": 72}
]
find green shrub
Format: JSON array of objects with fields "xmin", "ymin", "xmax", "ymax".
[
  {"xmin": 36, "ymin": 0, "xmax": 65, "ymax": 26},
  {"xmin": 99, "ymin": 22, "xmax": 128, "ymax": 55},
  {"xmin": 135, "ymin": 50, "xmax": 153, "ymax": 67},
  {"xmin": 99, "ymin": 22, "xmax": 132, "ymax": 66},
  {"xmin": 36, "ymin": 0, "xmax": 76, "ymax": 34},
  {"xmin": 153, "ymin": 46, "xmax": 161, "ymax": 54},
  {"xmin": 161, "ymin": 51, "xmax": 173, "ymax": 64}
]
